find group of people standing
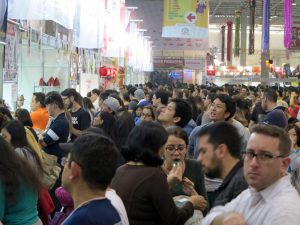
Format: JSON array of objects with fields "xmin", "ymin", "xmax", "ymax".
[{"xmin": 1, "ymin": 82, "xmax": 300, "ymax": 225}]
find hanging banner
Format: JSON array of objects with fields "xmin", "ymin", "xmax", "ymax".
[
  {"xmin": 162, "ymin": 0, "xmax": 209, "ymax": 39},
  {"xmin": 4, "ymin": 23, "xmax": 18, "ymax": 82},
  {"xmin": 73, "ymin": 0, "xmax": 105, "ymax": 48},
  {"xmin": 0, "ymin": 0, "xmax": 8, "ymax": 42},
  {"xmin": 249, "ymin": 0, "xmax": 256, "ymax": 55},
  {"xmin": 234, "ymin": 10, "xmax": 241, "ymax": 57},
  {"xmin": 290, "ymin": 27, "xmax": 300, "ymax": 50},
  {"xmin": 221, "ymin": 26, "xmax": 225, "ymax": 62}
]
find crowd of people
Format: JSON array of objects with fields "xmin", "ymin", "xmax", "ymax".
[{"xmin": 1, "ymin": 82, "xmax": 300, "ymax": 225}]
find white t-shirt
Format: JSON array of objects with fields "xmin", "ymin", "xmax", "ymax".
[{"xmin": 106, "ymin": 189, "xmax": 129, "ymax": 225}]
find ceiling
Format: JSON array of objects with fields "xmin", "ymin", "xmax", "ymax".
[{"xmin": 126, "ymin": 0, "xmax": 300, "ymax": 54}]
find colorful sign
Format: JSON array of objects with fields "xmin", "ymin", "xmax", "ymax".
[
  {"xmin": 162, "ymin": 0, "xmax": 209, "ymax": 39},
  {"xmin": 153, "ymin": 58, "xmax": 184, "ymax": 69}
]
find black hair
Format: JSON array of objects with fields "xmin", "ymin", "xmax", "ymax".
[
  {"xmin": 3, "ymin": 120, "xmax": 31, "ymax": 149},
  {"xmin": 170, "ymin": 98, "xmax": 192, "ymax": 128},
  {"xmin": 61, "ymin": 88, "xmax": 79, "ymax": 102},
  {"xmin": 87, "ymin": 91, "xmax": 92, "ymax": 98},
  {"xmin": 15, "ymin": 109, "xmax": 33, "ymax": 127},
  {"xmin": 123, "ymin": 92, "xmax": 130, "ymax": 102},
  {"xmin": 100, "ymin": 91, "xmax": 110, "ymax": 101},
  {"xmin": 97, "ymin": 111, "xmax": 117, "ymax": 142},
  {"xmin": 82, "ymin": 97, "xmax": 95, "ymax": 110},
  {"xmin": 45, "ymin": 91, "xmax": 64, "ymax": 109},
  {"xmin": 287, "ymin": 124, "xmax": 300, "ymax": 147},
  {"xmin": 33, "ymin": 92, "xmax": 46, "ymax": 108},
  {"xmin": 70, "ymin": 134, "xmax": 118, "ymax": 190},
  {"xmin": 128, "ymin": 86, "xmax": 137, "ymax": 97},
  {"xmin": 198, "ymin": 121, "xmax": 242, "ymax": 158},
  {"xmin": 121, "ymin": 121, "xmax": 167, "ymax": 166},
  {"xmin": 263, "ymin": 88, "xmax": 277, "ymax": 102},
  {"xmin": 165, "ymin": 126, "xmax": 188, "ymax": 145},
  {"xmin": 145, "ymin": 82, "xmax": 153, "ymax": 89},
  {"xmin": 215, "ymin": 94, "xmax": 236, "ymax": 121},
  {"xmin": 91, "ymin": 89, "xmax": 100, "ymax": 96},
  {"xmin": 154, "ymin": 90, "xmax": 169, "ymax": 105},
  {"xmin": 0, "ymin": 107, "xmax": 13, "ymax": 120},
  {"xmin": 0, "ymin": 136, "xmax": 41, "ymax": 204}
]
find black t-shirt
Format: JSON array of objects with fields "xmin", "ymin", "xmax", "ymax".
[
  {"xmin": 70, "ymin": 108, "xmax": 91, "ymax": 142},
  {"xmin": 250, "ymin": 102, "xmax": 267, "ymax": 123}
]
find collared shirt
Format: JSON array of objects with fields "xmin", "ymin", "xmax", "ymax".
[{"xmin": 202, "ymin": 175, "xmax": 300, "ymax": 225}]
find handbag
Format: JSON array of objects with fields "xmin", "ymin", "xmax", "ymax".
[{"xmin": 41, "ymin": 151, "xmax": 61, "ymax": 189}]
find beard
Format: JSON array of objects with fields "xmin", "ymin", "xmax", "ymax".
[{"xmin": 205, "ymin": 166, "xmax": 222, "ymax": 179}]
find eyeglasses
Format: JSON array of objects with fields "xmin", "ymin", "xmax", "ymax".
[
  {"xmin": 165, "ymin": 144, "xmax": 186, "ymax": 152},
  {"xmin": 243, "ymin": 150, "xmax": 284, "ymax": 162},
  {"xmin": 142, "ymin": 113, "xmax": 152, "ymax": 117}
]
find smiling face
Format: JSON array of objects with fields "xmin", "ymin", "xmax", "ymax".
[{"xmin": 244, "ymin": 133, "xmax": 289, "ymax": 191}]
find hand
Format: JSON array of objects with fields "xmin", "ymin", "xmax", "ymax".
[
  {"xmin": 188, "ymin": 195, "xmax": 207, "ymax": 211},
  {"xmin": 167, "ymin": 163, "xmax": 184, "ymax": 187},
  {"xmin": 221, "ymin": 213, "xmax": 246, "ymax": 225},
  {"xmin": 182, "ymin": 177, "xmax": 198, "ymax": 196}
]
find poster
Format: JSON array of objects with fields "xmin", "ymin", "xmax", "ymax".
[
  {"xmin": 0, "ymin": 0, "xmax": 7, "ymax": 42},
  {"xmin": 4, "ymin": 23, "xmax": 18, "ymax": 82},
  {"xmin": 162, "ymin": 0, "xmax": 209, "ymax": 39}
]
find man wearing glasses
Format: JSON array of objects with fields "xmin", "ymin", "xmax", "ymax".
[{"xmin": 202, "ymin": 124, "xmax": 300, "ymax": 225}]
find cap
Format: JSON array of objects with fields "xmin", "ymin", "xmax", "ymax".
[
  {"xmin": 277, "ymin": 100, "xmax": 288, "ymax": 109},
  {"xmin": 103, "ymin": 96, "xmax": 120, "ymax": 112},
  {"xmin": 134, "ymin": 89, "xmax": 145, "ymax": 100}
]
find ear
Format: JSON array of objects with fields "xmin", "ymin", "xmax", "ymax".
[
  {"xmin": 173, "ymin": 116, "xmax": 181, "ymax": 124},
  {"xmin": 69, "ymin": 161, "xmax": 81, "ymax": 180},
  {"xmin": 224, "ymin": 111, "xmax": 231, "ymax": 120},
  {"xmin": 216, "ymin": 144, "xmax": 227, "ymax": 159},
  {"xmin": 280, "ymin": 157, "xmax": 291, "ymax": 176}
]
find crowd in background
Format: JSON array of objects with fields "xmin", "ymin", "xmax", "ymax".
[{"xmin": 1, "ymin": 81, "xmax": 300, "ymax": 225}]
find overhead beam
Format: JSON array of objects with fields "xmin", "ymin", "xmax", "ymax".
[{"xmin": 211, "ymin": 0, "xmax": 226, "ymax": 16}]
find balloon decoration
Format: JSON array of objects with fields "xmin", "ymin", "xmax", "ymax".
[
  {"xmin": 262, "ymin": 0, "xmax": 270, "ymax": 53},
  {"xmin": 227, "ymin": 20, "xmax": 233, "ymax": 63},
  {"xmin": 284, "ymin": 0, "xmax": 292, "ymax": 49},
  {"xmin": 99, "ymin": 66, "xmax": 118, "ymax": 81},
  {"xmin": 249, "ymin": 0, "xmax": 256, "ymax": 55},
  {"xmin": 221, "ymin": 26, "xmax": 225, "ymax": 62},
  {"xmin": 234, "ymin": 10, "xmax": 241, "ymax": 57}
]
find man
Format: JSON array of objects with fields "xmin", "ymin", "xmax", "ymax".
[
  {"xmin": 197, "ymin": 122, "xmax": 248, "ymax": 208},
  {"xmin": 30, "ymin": 92, "xmax": 49, "ymax": 131},
  {"xmin": 152, "ymin": 90, "xmax": 169, "ymax": 116},
  {"xmin": 202, "ymin": 124, "xmax": 300, "ymax": 225},
  {"xmin": 60, "ymin": 133, "xmax": 122, "ymax": 225},
  {"xmin": 61, "ymin": 88, "xmax": 91, "ymax": 142},
  {"xmin": 39, "ymin": 91, "xmax": 69, "ymax": 162},
  {"xmin": 261, "ymin": 87, "xmax": 287, "ymax": 128},
  {"xmin": 158, "ymin": 98, "xmax": 192, "ymax": 129},
  {"xmin": 190, "ymin": 94, "xmax": 250, "ymax": 159},
  {"xmin": 90, "ymin": 88, "xmax": 100, "ymax": 112}
]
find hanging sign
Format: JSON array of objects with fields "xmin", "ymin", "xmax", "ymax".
[
  {"xmin": 0, "ymin": 0, "xmax": 8, "ymax": 43},
  {"xmin": 162, "ymin": 0, "xmax": 209, "ymax": 39}
]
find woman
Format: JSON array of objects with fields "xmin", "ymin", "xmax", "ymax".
[
  {"xmin": 83, "ymin": 97, "xmax": 95, "ymax": 126},
  {"xmin": 162, "ymin": 126, "xmax": 208, "ymax": 213},
  {"xmin": 287, "ymin": 124, "xmax": 300, "ymax": 193},
  {"xmin": 15, "ymin": 108, "xmax": 39, "ymax": 141},
  {"xmin": 111, "ymin": 122, "xmax": 206, "ymax": 225},
  {"xmin": 93, "ymin": 111, "xmax": 117, "ymax": 143},
  {"xmin": 0, "ymin": 135, "xmax": 42, "ymax": 225},
  {"xmin": 141, "ymin": 105, "xmax": 155, "ymax": 122}
]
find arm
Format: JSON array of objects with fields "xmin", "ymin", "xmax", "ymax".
[
  {"xmin": 149, "ymin": 170, "xmax": 194, "ymax": 225},
  {"xmin": 211, "ymin": 212, "xmax": 246, "ymax": 225}
]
